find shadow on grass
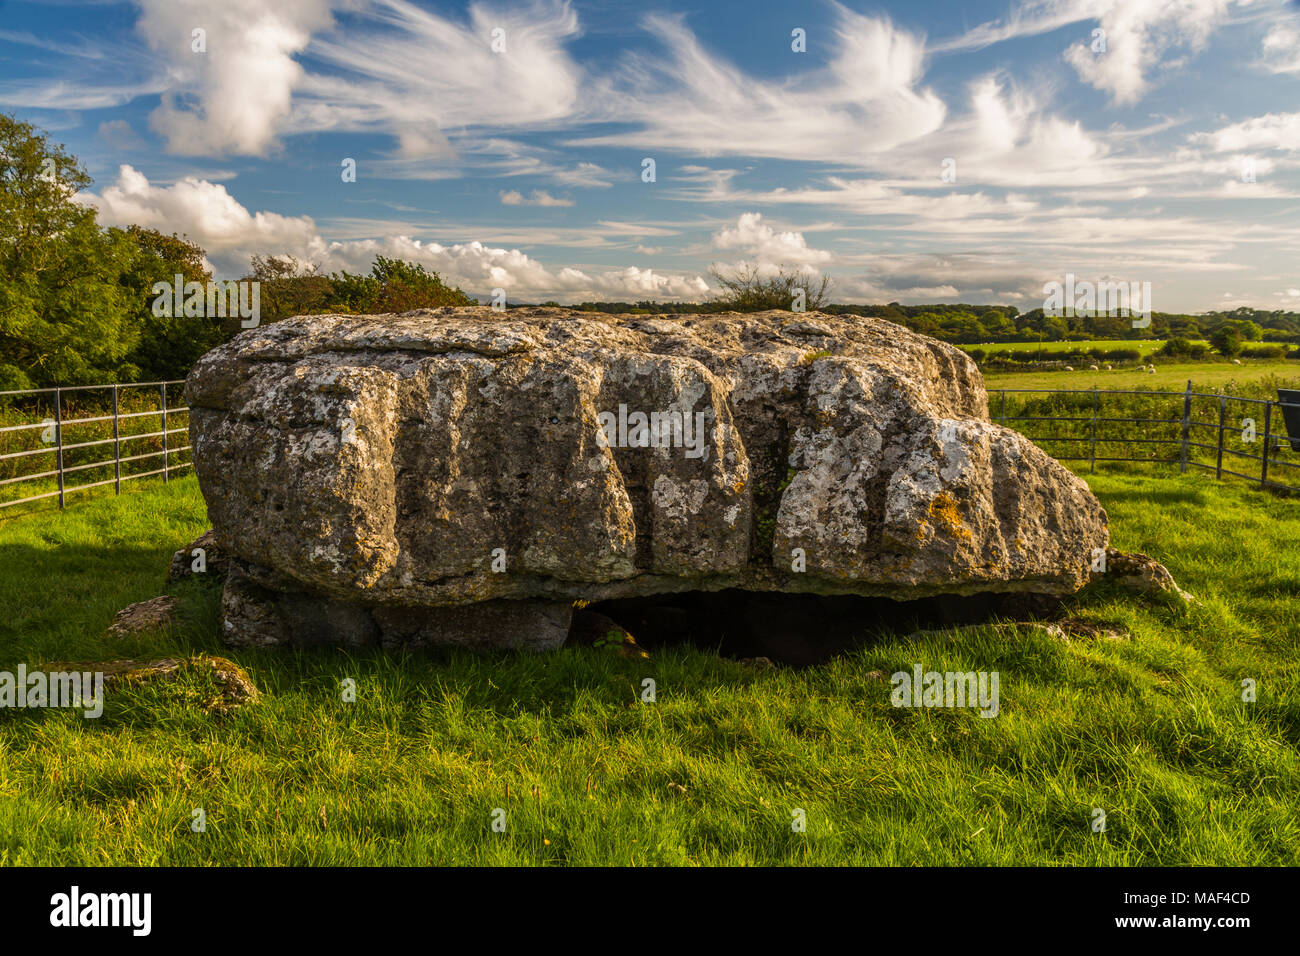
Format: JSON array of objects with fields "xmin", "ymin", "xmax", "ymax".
[{"xmin": 0, "ymin": 534, "xmax": 1162, "ymax": 733}]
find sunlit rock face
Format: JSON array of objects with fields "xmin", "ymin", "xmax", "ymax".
[{"xmin": 185, "ymin": 307, "xmax": 1108, "ymax": 650}]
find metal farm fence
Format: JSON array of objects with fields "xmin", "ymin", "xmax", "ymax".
[
  {"xmin": 0, "ymin": 380, "xmax": 191, "ymax": 511},
  {"xmin": 989, "ymin": 382, "xmax": 1300, "ymax": 493},
  {"xmin": 1, "ymin": 378, "xmax": 1296, "ymax": 514}
]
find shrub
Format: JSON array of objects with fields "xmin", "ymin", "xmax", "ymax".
[
  {"xmin": 1239, "ymin": 345, "xmax": 1287, "ymax": 360},
  {"xmin": 707, "ymin": 264, "xmax": 831, "ymax": 312}
]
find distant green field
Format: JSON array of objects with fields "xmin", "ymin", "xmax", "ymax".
[
  {"xmin": 960, "ymin": 340, "xmax": 1185, "ymax": 355},
  {"xmin": 984, "ymin": 361, "xmax": 1300, "ymax": 392}
]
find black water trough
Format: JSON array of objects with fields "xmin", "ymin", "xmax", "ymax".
[{"xmin": 1279, "ymin": 389, "xmax": 1300, "ymax": 453}]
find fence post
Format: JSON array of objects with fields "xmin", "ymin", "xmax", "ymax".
[
  {"xmin": 1179, "ymin": 380, "xmax": 1192, "ymax": 474},
  {"xmin": 112, "ymin": 384, "xmax": 121, "ymax": 495},
  {"xmin": 1261, "ymin": 401, "xmax": 1272, "ymax": 488},
  {"xmin": 1215, "ymin": 395, "xmax": 1226, "ymax": 479},
  {"xmin": 160, "ymin": 382, "xmax": 168, "ymax": 483},
  {"xmin": 999, "ymin": 390, "xmax": 1006, "ymax": 425},
  {"xmin": 54, "ymin": 387, "xmax": 65, "ymax": 509},
  {"xmin": 1090, "ymin": 386, "xmax": 1098, "ymax": 474}
]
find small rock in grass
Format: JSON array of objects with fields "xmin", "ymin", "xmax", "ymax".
[
  {"xmin": 107, "ymin": 595, "xmax": 179, "ymax": 636},
  {"xmin": 1096, "ymin": 548, "xmax": 1197, "ymax": 605},
  {"xmin": 42, "ymin": 654, "xmax": 259, "ymax": 715},
  {"xmin": 167, "ymin": 529, "xmax": 230, "ymax": 584},
  {"xmin": 1016, "ymin": 619, "xmax": 1130, "ymax": 642}
]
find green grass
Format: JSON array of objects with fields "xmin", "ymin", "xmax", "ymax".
[
  {"xmin": 0, "ymin": 472, "xmax": 1296, "ymax": 865},
  {"xmin": 985, "ymin": 360, "xmax": 1300, "ymax": 392},
  {"xmin": 961, "ymin": 339, "xmax": 1180, "ymax": 355}
]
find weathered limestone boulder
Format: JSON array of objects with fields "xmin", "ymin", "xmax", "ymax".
[{"xmin": 185, "ymin": 307, "xmax": 1109, "ymax": 650}]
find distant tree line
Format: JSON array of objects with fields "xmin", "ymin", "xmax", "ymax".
[{"xmin": 573, "ymin": 295, "xmax": 1300, "ymax": 349}]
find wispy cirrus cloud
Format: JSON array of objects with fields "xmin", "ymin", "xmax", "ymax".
[
  {"xmin": 567, "ymin": 5, "xmax": 946, "ymax": 164},
  {"xmin": 936, "ymin": 0, "xmax": 1238, "ymax": 105}
]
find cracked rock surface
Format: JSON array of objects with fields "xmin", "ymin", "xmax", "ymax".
[{"xmin": 185, "ymin": 307, "xmax": 1109, "ymax": 649}]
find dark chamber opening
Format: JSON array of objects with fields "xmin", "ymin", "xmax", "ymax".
[{"xmin": 580, "ymin": 588, "xmax": 1064, "ymax": 666}]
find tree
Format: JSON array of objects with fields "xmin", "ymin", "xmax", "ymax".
[
  {"xmin": 1209, "ymin": 326, "xmax": 1244, "ymax": 357},
  {"xmin": 1041, "ymin": 314, "xmax": 1068, "ymax": 341},
  {"xmin": 707, "ymin": 263, "xmax": 831, "ymax": 312},
  {"xmin": 936, "ymin": 311, "xmax": 988, "ymax": 344},
  {"xmin": 1159, "ymin": 337, "xmax": 1208, "ymax": 359},
  {"xmin": 119, "ymin": 226, "xmax": 219, "ymax": 381},
  {"xmin": 247, "ymin": 254, "xmax": 333, "ymax": 324},
  {"xmin": 906, "ymin": 312, "xmax": 943, "ymax": 336},
  {"xmin": 0, "ymin": 113, "xmax": 138, "ymax": 388},
  {"xmin": 980, "ymin": 309, "xmax": 1018, "ymax": 338},
  {"xmin": 326, "ymin": 256, "xmax": 474, "ymax": 313},
  {"xmin": 1226, "ymin": 319, "xmax": 1263, "ymax": 342}
]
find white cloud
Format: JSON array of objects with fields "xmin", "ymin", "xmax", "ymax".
[
  {"xmin": 936, "ymin": 0, "xmax": 1234, "ymax": 105},
  {"xmin": 1260, "ymin": 23, "xmax": 1300, "ymax": 74},
  {"xmin": 712, "ymin": 213, "xmax": 831, "ymax": 268},
  {"xmin": 131, "ymin": 0, "xmax": 585, "ymax": 164},
  {"xmin": 294, "ymin": 0, "xmax": 582, "ymax": 152},
  {"xmin": 136, "ymin": 0, "xmax": 336, "ymax": 156},
  {"xmin": 85, "ymin": 165, "xmax": 325, "ymax": 272},
  {"xmin": 81, "ymin": 165, "xmax": 708, "ymax": 301},
  {"xmin": 568, "ymin": 6, "xmax": 945, "ymax": 164},
  {"xmin": 1061, "ymin": 0, "xmax": 1231, "ymax": 104},
  {"xmin": 1197, "ymin": 112, "xmax": 1300, "ymax": 152},
  {"xmin": 500, "ymin": 189, "xmax": 574, "ymax": 207},
  {"xmin": 961, "ymin": 75, "xmax": 1108, "ymax": 184},
  {"xmin": 313, "ymin": 239, "xmax": 711, "ymax": 300},
  {"xmin": 932, "ymin": 0, "xmax": 1103, "ymax": 52},
  {"xmin": 552, "ymin": 161, "xmax": 615, "ymax": 188}
]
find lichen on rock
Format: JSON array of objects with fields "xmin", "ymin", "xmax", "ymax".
[{"xmin": 185, "ymin": 307, "xmax": 1110, "ymax": 650}]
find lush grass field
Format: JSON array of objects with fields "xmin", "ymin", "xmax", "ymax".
[
  {"xmin": 984, "ymin": 360, "xmax": 1300, "ymax": 392},
  {"xmin": 0, "ymin": 472, "xmax": 1296, "ymax": 865}
]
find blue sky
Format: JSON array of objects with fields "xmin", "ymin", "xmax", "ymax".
[{"xmin": 2, "ymin": 0, "xmax": 1298, "ymax": 311}]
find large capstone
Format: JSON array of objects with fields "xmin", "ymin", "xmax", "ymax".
[{"xmin": 185, "ymin": 307, "xmax": 1108, "ymax": 650}]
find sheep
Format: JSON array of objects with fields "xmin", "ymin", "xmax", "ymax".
[
  {"xmin": 1147, "ymin": 366, "xmax": 1156, "ymax": 374},
  {"xmin": 1089, "ymin": 364, "xmax": 1099, "ymax": 370},
  {"xmin": 1232, "ymin": 358, "xmax": 1242, "ymax": 365},
  {"xmin": 1063, "ymin": 365, "xmax": 1074, "ymax": 371},
  {"xmin": 1104, "ymin": 364, "xmax": 1113, "ymax": 370}
]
